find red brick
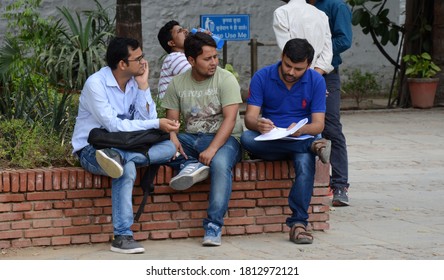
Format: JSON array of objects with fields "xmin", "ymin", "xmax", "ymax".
[
  {"xmin": 190, "ymin": 210, "xmax": 206, "ymax": 219},
  {"xmin": 245, "ymin": 225, "xmax": 264, "ymax": 234},
  {"xmin": 242, "ymin": 162, "xmax": 250, "ymax": 181},
  {"xmin": 53, "ymin": 201, "xmax": 73, "ymax": 209},
  {"xmin": 35, "ymin": 171, "xmax": 44, "ymax": 191},
  {"xmin": 65, "ymin": 208, "xmax": 102, "ymax": 217},
  {"xmin": 311, "ymin": 222, "xmax": 330, "ymax": 231},
  {"xmin": 0, "ymin": 230, "xmax": 23, "ymax": 239},
  {"xmin": 0, "ymin": 203, "xmax": 11, "ymax": 212},
  {"xmin": 264, "ymin": 207, "xmax": 283, "ymax": 215},
  {"xmin": 312, "ymin": 205, "xmax": 330, "ymax": 213},
  {"xmin": 257, "ymin": 161, "xmax": 266, "ymax": 180},
  {"xmin": 256, "ymin": 215, "xmax": 286, "ymax": 225},
  {"xmin": 225, "ymin": 226, "xmax": 245, "ymax": 235},
  {"xmin": 66, "ymin": 189, "xmax": 105, "ymax": 199},
  {"xmin": 281, "ymin": 160, "xmax": 290, "ymax": 179},
  {"xmin": 257, "ymin": 198, "xmax": 287, "ymax": 207},
  {"xmin": 257, "ymin": 180, "xmax": 292, "ymax": 190},
  {"xmin": 152, "ymin": 212, "xmax": 172, "ymax": 221},
  {"xmin": 93, "ymin": 216, "xmax": 112, "ymax": 224},
  {"xmin": 11, "ymin": 221, "xmax": 30, "ymax": 230},
  {"xmin": 133, "ymin": 231, "xmax": 149, "ymax": 241},
  {"xmin": 74, "ymin": 200, "xmax": 94, "ymax": 208},
  {"xmin": 172, "ymin": 211, "xmax": 190, "ymax": 220},
  {"xmin": 228, "ymin": 209, "xmax": 246, "ymax": 217},
  {"xmin": 314, "ymin": 160, "xmax": 330, "ymax": 186},
  {"xmin": 24, "ymin": 210, "xmax": 63, "ymax": 220},
  {"xmin": 152, "ymin": 195, "xmax": 171, "ymax": 203},
  {"xmin": 181, "ymin": 201, "xmax": 208, "ymax": 211},
  {"xmin": 248, "ymin": 161, "xmax": 257, "ymax": 181},
  {"xmin": 33, "ymin": 219, "xmax": 53, "ymax": 228},
  {"xmin": 234, "ymin": 163, "xmax": 242, "ymax": 181},
  {"xmin": 84, "ymin": 172, "xmax": 93, "ymax": 188},
  {"xmin": 263, "ymin": 224, "xmax": 283, "ymax": 233},
  {"xmin": 53, "ymin": 218, "xmax": 72, "ymax": 227},
  {"xmin": 273, "ymin": 161, "xmax": 282, "ymax": 179},
  {"xmin": 170, "ymin": 230, "xmax": 189, "ymax": 239},
  {"xmin": 0, "ymin": 172, "xmax": 3, "ymax": 192},
  {"xmin": 313, "ymin": 187, "xmax": 330, "ymax": 196},
  {"xmin": 145, "ymin": 203, "xmax": 180, "ymax": 212},
  {"xmin": 225, "ymin": 217, "xmax": 254, "ymax": 226},
  {"xmin": 247, "ymin": 208, "xmax": 265, "ymax": 217},
  {"xmin": 307, "ymin": 213, "xmax": 329, "ymax": 222},
  {"xmin": 63, "ymin": 225, "xmax": 102, "ymax": 235},
  {"xmin": 32, "ymin": 238, "xmax": 51, "ymax": 247},
  {"xmin": 61, "ymin": 169, "xmax": 69, "ymax": 190},
  {"xmin": 265, "ymin": 161, "xmax": 274, "ymax": 180},
  {"xmin": 171, "ymin": 194, "xmax": 190, "ymax": 202},
  {"xmin": 232, "ymin": 181, "xmax": 256, "ymax": 191},
  {"xmin": 33, "ymin": 202, "xmax": 53, "ymax": 211},
  {"xmin": 0, "ymin": 240, "xmax": 11, "ymax": 249},
  {"xmin": 2, "ymin": 172, "xmax": 11, "ymax": 192},
  {"xmin": 52, "ymin": 236, "xmax": 71, "ymax": 245},
  {"xmin": 0, "ymin": 194, "xmax": 24, "ymax": 203},
  {"xmin": 310, "ymin": 196, "xmax": 330, "ymax": 205},
  {"xmin": 189, "ymin": 228, "xmax": 205, "ymax": 237},
  {"xmin": 0, "ymin": 223, "xmax": 11, "ymax": 231},
  {"xmin": 228, "ymin": 199, "xmax": 256, "ymax": 208},
  {"xmin": 72, "ymin": 217, "xmax": 92, "ymax": 226},
  {"xmin": 12, "ymin": 202, "xmax": 32, "ymax": 212},
  {"xmin": 91, "ymin": 234, "xmax": 111, "ymax": 243},
  {"xmin": 24, "ymin": 228, "xmax": 63, "ymax": 238},
  {"xmin": 76, "ymin": 170, "xmax": 85, "ymax": 189},
  {"xmin": 179, "ymin": 219, "xmax": 202, "ymax": 228},
  {"xmin": 27, "ymin": 192, "xmax": 66, "ymax": 201},
  {"xmin": 94, "ymin": 198, "xmax": 112, "ymax": 207},
  {"xmin": 230, "ymin": 191, "xmax": 245, "ymax": 199},
  {"xmin": 0, "ymin": 213, "xmax": 23, "ymax": 222},
  {"xmin": 10, "ymin": 172, "xmax": 19, "ymax": 192},
  {"xmin": 71, "ymin": 235, "xmax": 90, "ymax": 244},
  {"xmin": 263, "ymin": 189, "xmax": 281, "ymax": 198},
  {"xmin": 12, "ymin": 239, "xmax": 32, "ymax": 248},
  {"xmin": 26, "ymin": 171, "xmax": 36, "ymax": 191},
  {"xmin": 142, "ymin": 221, "xmax": 178, "ymax": 231},
  {"xmin": 150, "ymin": 231, "xmax": 170, "ymax": 240}
]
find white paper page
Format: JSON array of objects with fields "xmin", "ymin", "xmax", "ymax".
[{"xmin": 254, "ymin": 118, "xmax": 308, "ymax": 141}]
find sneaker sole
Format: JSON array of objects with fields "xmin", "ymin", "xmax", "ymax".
[
  {"xmin": 332, "ymin": 199, "xmax": 350, "ymax": 207},
  {"xmin": 96, "ymin": 150, "xmax": 123, "ymax": 178},
  {"xmin": 202, "ymin": 240, "xmax": 221, "ymax": 246},
  {"xmin": 170, "ymin": 166, "xmax": 210, "ymax": 190},
  {"xmin": 110, "ymin": 246, "xmax": 145, "ymax": 254}
]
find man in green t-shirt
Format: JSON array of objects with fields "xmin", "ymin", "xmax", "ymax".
[{"xmin": 162, "ymin": 32, "xmax": 243, "ymax": 246}]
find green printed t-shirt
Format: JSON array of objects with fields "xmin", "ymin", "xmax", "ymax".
[{"xmin": 162, "ymin": 66, "xmax": 243, "ymax": 138}]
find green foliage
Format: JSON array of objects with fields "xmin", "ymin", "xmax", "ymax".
[
  {"xmin": 403, "ymin": 52, "xmax": 441, "ymax": 79},
  {"xmin": 42, "ymin": 1, "xmax": 115, "ymax": 89},
  {"xmin": 346, "ymin": 0, "xmax": 403, "ymax": 68},
  {"xmin": 0, "ymin": 119, "xmax": 74, "ymax": 169},
  {"xmin": 342, "ymin": 69, "xmax": 380, "ymax": 108},
  {"xmin": 224, "ymin": 63, "xmax": 240, "ymax": 81}
]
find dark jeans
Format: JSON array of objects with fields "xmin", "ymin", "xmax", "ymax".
[{"xmin": 323, "ymin": 70, "xmax": 349, "ymax": 189}]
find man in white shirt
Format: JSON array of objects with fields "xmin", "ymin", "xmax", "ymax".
[
  {"xmin": 273, "ymin": 0, "xmax": 333, "ymax": 75},
  {"xmin": 157, "ymin": 20, "xmax": 191, "ymax": 99}
]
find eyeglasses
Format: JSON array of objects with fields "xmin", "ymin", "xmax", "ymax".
[{"xmin": 126, "ymin": 53, "xmax": 145, "ymax": 64}]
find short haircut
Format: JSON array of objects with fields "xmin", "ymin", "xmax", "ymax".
[
  {"xmin": 157, "ymin": 20, "xmax": 180, "ymax": 53},
  {"xmin": 282, "ymin": 38, "xmax": 315, "ymax": 64},
  {"xmin": 106, "ymin": 37, "xmax": 140, "ymax": 70},
  {"xmin": 184, "ymin": 32, "xmax": 217, "ymax": 61}
]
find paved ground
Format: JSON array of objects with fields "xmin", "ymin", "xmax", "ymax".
[{"xmin": 1, "ymin": 108, "xmax": 444, "ymax": 261}]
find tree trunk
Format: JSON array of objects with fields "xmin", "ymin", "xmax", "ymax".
[
  {"xmin": 433, "ymin": 0, "xmax": 444, "ymax": 103},
  {"xmin": 115, "ymin": 0, "xmax": 143, "ymax": 49}
]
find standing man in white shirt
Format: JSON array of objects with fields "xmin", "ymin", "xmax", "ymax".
[
  {"xmin": 273, "ymin": 0, "xmax": 333, "ymax": 76},
  {"xmin": 157, "ymin": 20, "xmax": 192, "ymax": 99}
]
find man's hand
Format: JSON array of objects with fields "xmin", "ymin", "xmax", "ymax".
[
  {"xmin": 159, "ymin": 118, "xmax": 180, "ymax": 133},
  {"xmin": 257, "ymin": 117, "xmax": 275, "ymax": 134},
  {"xmin": 135, "ymin": 60, "xmax": 149, "ymax": 90},
  {"xmin": 199, "ymin": 147, "xmax": 217, "ymax": 166}
]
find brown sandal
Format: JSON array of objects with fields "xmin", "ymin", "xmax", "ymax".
[
  {"xmin": 289, "ymin": 224, "xmax": 313, "ymax": 245},
  {"xmin": 311, "ymin": 139, "xmax": 331, "ymax": 164}
]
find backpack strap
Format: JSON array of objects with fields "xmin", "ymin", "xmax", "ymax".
[{"xmin": 134, "ymin": 165, "xmax": 160, "ymax": 222}]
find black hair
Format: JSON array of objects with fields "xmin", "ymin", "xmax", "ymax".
[
  {"xmin": 105, "ymin": 37, "xmax": 140, "ymax": 70},
  {"xmin": 157, "ymin": 20, "xmax": 180, "ymax": 53},
  {"xmin": 282, "ymin": 38, "xmax": 315, "ymax": 64},
  {"xmin": 184, "ymin": 32, "xmax": 217, "ymax": 61}
]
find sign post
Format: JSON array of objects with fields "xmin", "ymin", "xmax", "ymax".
[{"xmin": 199, "ymin": 14, "xmax": 250, "ymax": 67}]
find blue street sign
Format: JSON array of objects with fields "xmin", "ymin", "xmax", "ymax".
[{"xmin": 200, "ymin": 14, "xmax": 250, "ymax": 41}]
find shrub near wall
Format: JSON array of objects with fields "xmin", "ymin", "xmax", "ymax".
[{"xmin": 0, "ymin": 160, "xmax": 330, "ymax": 249}]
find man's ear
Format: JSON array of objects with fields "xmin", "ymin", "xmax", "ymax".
[
  {"xmin": 188, "ymin": 56, "xmax": 195, "ymax": 67},
  {"xmin": 168, "ymin": 40, "xmax": 175, "ymax": 47}
]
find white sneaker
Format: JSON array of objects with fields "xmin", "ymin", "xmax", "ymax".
[
  {"xmin": 96, "ymin": 149, "xmax": 124, "ymax": 178},
  {"xmin": 169, "ymin": 163, "xmax": 210, "ymax": 190}
]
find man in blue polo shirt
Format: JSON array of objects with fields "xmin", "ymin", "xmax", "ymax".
[{"xmin": 241, "ymin": 38, "xmax": 331, "ymax": 245}]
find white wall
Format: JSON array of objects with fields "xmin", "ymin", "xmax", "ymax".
[{"xmin": 0, "ymin": 0, "xmax": 404, "ymax": 93}]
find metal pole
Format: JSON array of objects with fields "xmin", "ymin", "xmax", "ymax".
[{"xmin": 250, "ymin": 38, "xmax": 258, "ymax": 77}]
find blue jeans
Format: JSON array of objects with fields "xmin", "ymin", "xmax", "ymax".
[
  {"xmin": 168, "ymin": 133, "xmax": 242, "ymax": 230},
  {"xmin": 323, "ymin": 70, "xmax": 349, "ymax": 189},
  {"xmin": 240, "ymin": 130, "xmax": 316, "ymax": 228},
  {"xmin": 78, "ymin": 140, "xmax": 176, "ymax": 236}
]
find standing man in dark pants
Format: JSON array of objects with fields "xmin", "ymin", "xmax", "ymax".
[{"xmin": 309, "ymin": 0, "xmax": 353, "ymax": 206}]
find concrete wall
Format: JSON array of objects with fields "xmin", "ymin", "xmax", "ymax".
[{"xmin": 0, "ymin": 0, "xmax": 403, "ymax": 94}]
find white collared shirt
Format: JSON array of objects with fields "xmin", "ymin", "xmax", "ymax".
[
  {"xmin": 71, "ymin": 66, "xmax": 159, "ymax": 153},
  {"xmin": 273, "ymin": 0, "xmax": 334, "ymax": 73}
]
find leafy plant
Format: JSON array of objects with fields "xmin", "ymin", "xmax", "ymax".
[
  {"xmin": 342, "ymin": 69, "xmax": 380, "ymax": 108},
  {"xmin": 403, "ymin": 52, "xmax": 441, "ymax": 78}
]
